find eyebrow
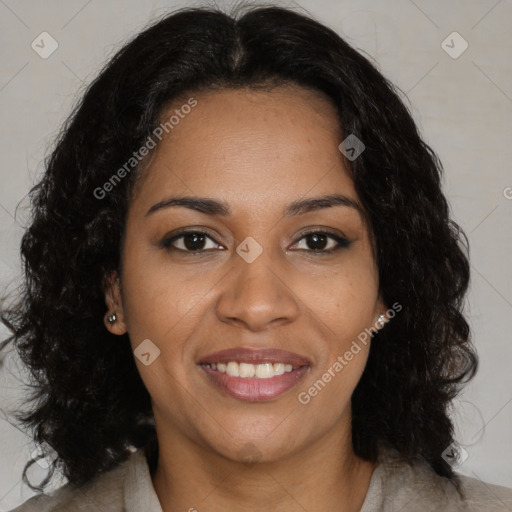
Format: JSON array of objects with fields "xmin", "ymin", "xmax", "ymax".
[{"xmin": 145, "ymin": 193, "xmax": 361, "ymax": 218}]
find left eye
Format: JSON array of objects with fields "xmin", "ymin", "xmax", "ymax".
[{"xmin": 291, "ymin": 231, "xmax": 351, "ymax": 253}]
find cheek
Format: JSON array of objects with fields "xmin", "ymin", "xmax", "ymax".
[
  {"xmin": 294, "ymin": 258, "xmax": 379, "ymax": 340},
  {"xmin": 120, "ymin": 242, "xmax": 216, "ymax": 352},
  {"xmin": 297, "ymin": 339, "xmax": 370, "ymax": 426}
]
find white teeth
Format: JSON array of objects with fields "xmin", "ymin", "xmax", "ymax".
[
  {"xmin": 226, "ymin": 361, "xmax": 239, "ymax": 377},
  {"xmin": 207, "ymin": 361, "xmax": 301, "ymax": 379},
  {"xmin": 239, "ymin": 362, "xmax": 255, "ymax": 378},
  {"xmin": 273, "ymin": 363, "xmax": 285, "ymax": 376},
  {"xmin": 255, "ymin": 363, "xmax": 273, "ymax": 378}
]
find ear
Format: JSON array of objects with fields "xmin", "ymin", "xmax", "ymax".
[{"xmin": 102, "ymin": 270, "xmax": 128, "ymax": 335}]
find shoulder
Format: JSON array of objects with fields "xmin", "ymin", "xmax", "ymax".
[
  {"xmin": 371, "ymin": 446, "xmax": 512, "ymax": 512},
  {"xmin": 8, "ymin": 453, "xmax": 133, "ymax": 512},
  {"xmin": 457, "ymin": 473, "xmax": 512, "ymax": 512}
]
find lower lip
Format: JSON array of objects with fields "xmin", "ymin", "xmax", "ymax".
[{"xmin": 200, "ymin": 365, "xmax": 310, "ymax": 402}]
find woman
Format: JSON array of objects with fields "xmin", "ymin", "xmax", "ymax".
[{"xmin": 1, "ymin": 4, "xmax": 511, "ymax": 511}]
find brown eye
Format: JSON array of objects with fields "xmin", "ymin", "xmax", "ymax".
[
  {"xmin": 291, "ymin": 231, "xmax": 351, "ymax": 253},
  {"xmin": 161, "ymin": 231, "xmax": 222, "ymax": 252}
]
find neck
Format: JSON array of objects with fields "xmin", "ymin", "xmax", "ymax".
[{"xmin": 151, "ymin": 422, "xmax": 376, "ymax": 512}]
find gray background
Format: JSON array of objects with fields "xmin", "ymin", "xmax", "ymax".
[{"xmin": 1, "ymin": 0, "xmax": 511, "ymax": 509}]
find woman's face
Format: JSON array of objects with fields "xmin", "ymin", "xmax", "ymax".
[{"xmin": 105, "ymin": 84, "xmax": 386, "ymax": 463}]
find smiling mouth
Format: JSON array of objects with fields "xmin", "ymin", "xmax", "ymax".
[
  {"xmin": 201, "ymin": 361, "xmax": 305, "ymax": 379},
  {"xmin": 199, "ymin": 362, "xmax": 310, "ymax": 401},
  {"xmin": 197, "ymin": 347, "xmax": 311, "ymax": 401}
]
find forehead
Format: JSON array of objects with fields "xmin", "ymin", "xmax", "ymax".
[{"xmin": 130, "ymin": 85, "xmax": 356, "ymax": 214}]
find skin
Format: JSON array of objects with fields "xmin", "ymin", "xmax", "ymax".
[{"xmin": 104, "ymin": 84, "xmax": 388, "ymax": 512}]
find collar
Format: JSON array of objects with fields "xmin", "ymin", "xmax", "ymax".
[{"xmin": 123, "ymin": 449, "xmax": 163, "ymax": 512}]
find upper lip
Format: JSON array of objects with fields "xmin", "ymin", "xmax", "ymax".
[{"xmin": 198, "ymin": 348, "xmax": 311, "ymax": 367}]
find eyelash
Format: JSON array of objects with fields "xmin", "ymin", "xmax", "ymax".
[{"xmin": 160, "ymin": 229, "xmax": 351, "ymax": 255}]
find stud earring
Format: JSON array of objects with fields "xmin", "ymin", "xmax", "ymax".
[
  {"xmin": 107, "ymin": 312, "xmax": 117, "ymax": 324},
  {"xmin": 377, "ymin": 314, "xmax": 387, "ymax": 328}
]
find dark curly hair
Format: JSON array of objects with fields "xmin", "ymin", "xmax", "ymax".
[{"xmin": 0, "ymin": 1, "xmax": 477, "ymax": 495}]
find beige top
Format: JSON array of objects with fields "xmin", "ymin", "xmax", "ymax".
[{"xmin": 9, "ymin": 445, "xmax": 512, "ymax": 511}]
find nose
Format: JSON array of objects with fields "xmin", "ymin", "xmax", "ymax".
[{"xmin": 215, "ymin": 249, "xmax": 300, "ymax": 332}]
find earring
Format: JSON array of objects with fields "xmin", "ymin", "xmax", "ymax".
[
  {"xmin": 107, "ymin": 312, "xmax": 117, "ymax": 324},
  {"xmin": 377, "ymin": 314, "xmax": 387, "ymax": 328}
]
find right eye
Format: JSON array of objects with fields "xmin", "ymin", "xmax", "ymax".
[{"xmin": 161, "ymin": 230, "xmax": 224, "ymax": 253}]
